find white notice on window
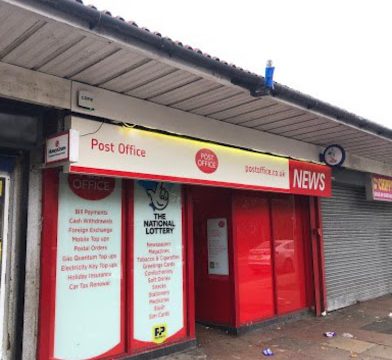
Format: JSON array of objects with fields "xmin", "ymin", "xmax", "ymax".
[
  {"xmin": 207, "ymin": 218, "xmax": 229, "ymax": 275},
  {"xmin": 54, "ymin": 174, "xmax": 122, "ymax": 360}
]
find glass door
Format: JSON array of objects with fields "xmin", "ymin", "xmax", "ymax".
[{"xmin": 270, "ymin": 195, "xmax": 313, "ymax": 315}]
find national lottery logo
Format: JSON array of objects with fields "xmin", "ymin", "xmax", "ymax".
[{"xmin": 139, "ymin": 181, "xmax": 169, "ymax": 211}]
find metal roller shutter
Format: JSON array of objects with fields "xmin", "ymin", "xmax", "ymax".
[{"xmin": 321, "ymin": 183, "xmax": 392, "ymax": 311}]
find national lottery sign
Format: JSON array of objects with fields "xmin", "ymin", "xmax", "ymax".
[
  {"xmin": 69, "ymin": 117, "xmax": 331, "ymax": 197},
  {"xmin": 133, "ymin": 181, "xmax": 184, "ymax": 346}
]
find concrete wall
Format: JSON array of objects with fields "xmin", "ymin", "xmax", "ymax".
[
  {"xmin": 70, "ymin": 82, "xmax": 321, "ymax": 162},
  {"xmin": 332, "ymin": 168, "xmax": 366, "ymax": 187},
  {"xmin": 0, "ymin": 62, "xmax": 70, "ymax": 109},
  {"xmin": 0, "ymin": 60, "xmax": 391, "ymax": 177},
  {"xmin": 0, "ymin": 155, "xmax": 29, "ymax": 360},
  {"xmin": 21, "ymin": 149, "xmax": 42, "ymax": 360},
  {"xmin": 5, "ymin": 156, "xmax": 29, "ymax": 360}
]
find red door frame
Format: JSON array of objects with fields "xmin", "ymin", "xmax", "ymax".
[
  {"xmin": 190, "ymin": 186, "xmax": 236, "ymax": 327},
  {"xmin": 37, "ymin": 169, "xmax": 59, "ymax": 360},
  {"xmin": 231, "ymin": 192, "xmax": 241, "ymax": 328},
  {"xmin": 309, "ymin": 197, "xmax": 327, "ymax": 316},
  {"xmin": 185, "ymin": 187, "xmax": 196, "ymax": 339},
  {"xmin": 271, "ymin": 194, "xmax": 326, "ymax": 317}
]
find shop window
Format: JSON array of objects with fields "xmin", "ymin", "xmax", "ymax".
[{"xmin": 38, "ymin": 172, "xmax": 190, "ymax": 360}]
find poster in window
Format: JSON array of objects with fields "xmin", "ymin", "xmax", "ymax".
[
  {"xmin": 54, "ymin": 174, "xmax": 122, "ymax": 359},
  {"xmin": 207, "ymin": 218, "xmax": 229, "ymax": 275},
  {"xmin": 133, "ymin": 180, "xmax": 184, "ymax": 346}
]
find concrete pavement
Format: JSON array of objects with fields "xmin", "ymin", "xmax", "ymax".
[{"xmin": 159, "ymin": 295, "xmax": 392, "ymax": 359}]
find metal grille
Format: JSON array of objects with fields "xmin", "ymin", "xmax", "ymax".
[{"xmin": 322, "ymin": 184, "xmax": 392, "ymax": 311}]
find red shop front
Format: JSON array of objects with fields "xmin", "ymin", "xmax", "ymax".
[
  {"xmin": 192, "ymin": 187, "xmax": 322, "ymax": 330},
  {"xmin": 38, "ymin": 117, "xmax": 331, "ymax": 359}
]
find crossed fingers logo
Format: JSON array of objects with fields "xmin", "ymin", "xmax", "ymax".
[{"xmin": 146, "ymin": 182, "xmax": 169, "ymax": 211}]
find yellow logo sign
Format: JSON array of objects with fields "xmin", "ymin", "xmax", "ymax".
[
  {"xmin": 373, "ymin": 176, "xmax": 392, "ymax": 192},
  {"xmin": 0, "ymin": 179, "xmax": 3, "ymax": 198},
  {"xmin": 152, "ymin": 323, "xmax": 167, "ymax": 344}
]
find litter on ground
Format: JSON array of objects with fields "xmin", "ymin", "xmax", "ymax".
[
  {"xmin": 262, "ymin": 348, "xmax": 274, "ymax": 356},
  {"xmin": 342, "ymin": 332, "xmax": 354, "ymax": 338},
  {"xmin": 324, "ymin": 331, "xmax": 337, "ymax": 338}
]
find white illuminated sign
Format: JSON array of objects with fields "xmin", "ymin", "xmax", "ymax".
[{"xmin": 45, "ymin": 130, "xmax": 79, "ymax": 165}]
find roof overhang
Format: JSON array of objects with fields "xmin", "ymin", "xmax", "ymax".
[{"xmin": 1, "ymin": 0, "xmax": 392, "ymax": 169}]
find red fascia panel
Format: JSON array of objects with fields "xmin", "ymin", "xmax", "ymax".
[{"xmin": 70, "ymin": 161, "xmax": 332, "ymax": 198}]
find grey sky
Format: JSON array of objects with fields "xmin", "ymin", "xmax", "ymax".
[{"xmin": 89, "ymin": 0, "xmax": 392, "ymax": 128}]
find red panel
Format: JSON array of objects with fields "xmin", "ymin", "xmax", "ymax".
[
  {"xmin": 309, "ymin": 197, "xmax": 327, "ymax": 315},
  {"xmin": 38, "ymin": 169, "xmax": 59, "ymax": 360},
  {"xmin": 233, "ymin": 193, "xmax": 274, "ymax": 325},
  {"xmin": 192, "ymin": 186, "xmax": 235, "ymax": 326},
  {"xmin": 270, "ymin": 195, "xmax": 309, "ymax": 315},
  {"xmin": 126, "ymin": 180, "xmax": 134, "ymax": 353},
  {"xmin": 295, "ymin": 197, "xmax": 315, "ymax": 309},
  {"xmin": 289, "ymin": 160, "xmax": 332, "ymax": 197},
  {"xmin": 70, "ymin": 162, "xmax": 332, "ymax": 197},
  {"xmin": 184, "ymin": 187, "xmax": 196, "ymax": 338},
  {"xmin": 70, "ymin": 165, "xmax": 293, "ymax": 194}
]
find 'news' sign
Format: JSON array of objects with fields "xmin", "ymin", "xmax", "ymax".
[{"xmin": 289, "ymin": 160, "xmax": 331, "ymax": 197}]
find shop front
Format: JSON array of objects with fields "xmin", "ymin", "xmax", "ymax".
[
  {"xmin": 38, "ymin": 116, "xmax": 331, "ymax": 359},
  {"xmin": 322, "ymin": 169, "xmax": 392, "ymax": 311},
  {"xmin": 192, "ymin": 187, "xmax": 317, "ymax": 331}
]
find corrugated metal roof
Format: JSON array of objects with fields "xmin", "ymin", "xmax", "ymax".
[{"xmin": 1, "ymin": 0, "xmax": 392, "ymax": 165}]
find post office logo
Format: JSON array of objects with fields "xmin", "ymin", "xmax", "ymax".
[
  {"xmin": 195, "ymin": 148, "xmax": 219, "ymax": 174},
  {"xmin": 68, "ymin": 174, "xmax": 115, "ymax": 200}
]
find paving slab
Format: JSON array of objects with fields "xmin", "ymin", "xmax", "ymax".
[
  {"xmin": 355, "ymin": 329, "xmax": 392, "ymax": 347},
  {"xmin": 159, "ymin": 348, "xmax": 207, "ymax": 360},
  {"xmin": 362, "ymin": 345, "xmax": 392, "ymax": 360},
  {"xmin": 325, "ymin": 337, "xmax": 376, "ymax": 353}
]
